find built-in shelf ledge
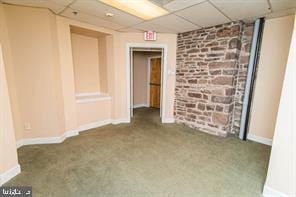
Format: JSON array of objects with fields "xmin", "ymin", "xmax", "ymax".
[{"xmin": 76, "ymin": 92, "xmax": 111, "ymax": 104}]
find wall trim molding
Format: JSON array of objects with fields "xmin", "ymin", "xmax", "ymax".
[
  {"xmin": 75, "ymin": 92, "xmax": 100, "ymax": 97},
  {"xmin": 126, "ymin": 43, "xmax": 168, "ymax": 123},
  {"xmin": 112, "ymin": 118, "xmax": 130, "ymax": 125},
  {"xmin": 16, "ymin": 118, "xmax": 131, "ymax": 148},
  {"xmin": 16, "ymin": 129, "xmax": 79, "ymax": 149},
  {"xmin": 247, "ymin": 133, "xmax": 273, "ymax": 146},
  {"xmin": 0, "ymin": 164, "xmax": 21, "ymax": 186},
  {"xmin": 16, "ymin": 136, "xmax": 63, "ymax": 148},
  {"xmin": 76, "ymin": 97, "xmax": 111, "ymax": 104},
  {"xmin": 133, "ymin": 104, "xmax": 148, "ymax": 108},
  {"xmin": 76, "ymin": 119, "xmax": 112, "ymax": 132},
  {"xmin": 263, "ymin": 184, "xmax": 288, "ymax": 197},
  {"xmin": 64, "ymin": 129, "xmax": 79, "ymax": 138},
  {"xmin": 76, "ymin": 94, "xmax": 111, "ymax": 104}
]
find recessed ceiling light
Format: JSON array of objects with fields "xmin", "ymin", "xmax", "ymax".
[{"xmin": 98, "ymin": 0, "xmax": 168, "ymax": 20}]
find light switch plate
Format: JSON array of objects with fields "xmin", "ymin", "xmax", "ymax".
[{"xmin": 24, "ymin": 123, "xmax": 31, "ymax": 130}]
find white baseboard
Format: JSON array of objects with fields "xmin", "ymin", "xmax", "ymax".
[
  {"xmin": 263, "ymin": 184, "xmax": 289, "ymax": 197},
  {"xmin": 16, "ymin": 129, "xmax": 79, "ymax": 149},
  {"xmin": 162, "ymin": 117, "xmax": 175, "ymax": 123},
  {"xmin": 77, "ymin": 119, "xmax": 112, "ymax": 133},
  {"xmin": 133, "ymin": 104, "xmax": 148, "ymax": 108},
  {"xmin": 247, "ymin": 133, "xmax": 273, "ymax": 146},
  {"xmin": 16, "ymin": 118, "xmax": 131, "ymax": 148},
  {"xmin": 112, "ymin": 118, "xmax": 130, "ymax": 125},
  {"xmin": 64, "ymin": 129, "xmax": 79, "ymax": 138},
  {"xmin": 0, "ymin": 164, "xmax": 21, "ymax": 186},
  {"xmin": 16, "ymin": 136, "xmax": 63, "ymax": 148}
]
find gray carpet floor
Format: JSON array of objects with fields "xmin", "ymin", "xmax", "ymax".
[{"xmin": 6, "ymin": 108, "xmax": 271, "ymax": 197}]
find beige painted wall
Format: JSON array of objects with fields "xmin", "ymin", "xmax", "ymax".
[
  {"xmin": 263, "ymin": 14, "xmax": 296, "ymax": 196},
  {"xmin": 56, "ymin": 16, "xmax": 78, "ymax": 132},
  {"xmin": 4, "ymin": 4, "xmax": 65, "ymax": 140},
  {"xmin": 0, "ymin": 44, "xmax": 19, "ymax": 181},
  {"xmin": 98, "ymin": 36, "xmax": 109, "ymax": 93},
  {"xmin": 77, "ymin": 100, "xmax": 111, "ymax": 126},
  {"xmin": 133, "ymin": 52, "xmax": 148, "ymax": 106},
  {"xmin": 70, "ymin": 31, "xmax": 112, "ymax": 125},
  {"xmin": 71, "ymin": 33, "xmax": 100, "ymax": 94},
  {"xmin": 249, "ymin": 15, "xmax": 294, "ymax": 140},
  {"xmin": 56, "ymin": 16, "xmax": 117, "ymax": 127},
  {"xmin": 0, "ymin": 3, "xmax": 176, "ymax": 148},
  {"xmin": 0, "ymin": 4, "xmax": 23, "ymax": 141},
  {"xmin": 69, "ymin": 26, "xmax": 109, "ymax": 94}
]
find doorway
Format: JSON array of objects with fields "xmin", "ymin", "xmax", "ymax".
[{"xmin": 127, "ymin": 44, "xmax": 167, "ymax": 122}]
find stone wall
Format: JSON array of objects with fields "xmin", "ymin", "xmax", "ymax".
[
  {"xmin": 231, "ymin": 23, "xmax": 254, "ymax": 134},
  {"xmin": 174, "ymin": 21, "xmax": 254, "ymax": 136}
]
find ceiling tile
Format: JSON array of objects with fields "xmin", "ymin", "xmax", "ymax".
[
  {"xmin": 49, "ymin": 0, "xmax": 73, "ymax": 6},
  {"xmin": 150, "ymin": 0, "xmax": 174, "ymax": 6},
  {"xmin": 150, "ymin": 14, "xmax": 201, "ymax": 33},
  {"xmin": 117, "ymin": 27, "xmax": 143, "ymax": 33},
  {"xmin": 61, "ymin": 8, "xmax": 123, "ymax": 30},
  {"xmin": 175, "ymin": 2, "xmax": 230, "ymax": 28},
  {"xmin": 210, "ymin": 0, "xmax": 271, "ymax": 21},
  {"xmin": 70, "ymin": 0, "xmax": 143, "ymax": 27},
  {"xmin": 133, "ymin": 21, "xmax": 175, "ymax": 33},
  {"xmin": 270, "ymin": 0, "xmax": 296, "ymax": 11},
  {"xmin": 163, "ymin": 0, "xmax": 206, "ymax": 11},
  {"xmin": 266, "ymin": 7, "xmax": 296, "ymax": 19},
  {"xmin": 1, "ymin": 0, "xmax": 69, "ymax": 13}
]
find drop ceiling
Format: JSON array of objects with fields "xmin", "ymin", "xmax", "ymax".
[{"xmin": 1, "ymin": 0, "xmax": 295, "ymax": 33}]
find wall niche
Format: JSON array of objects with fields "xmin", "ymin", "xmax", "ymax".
[
  {"xmin": 70, "ymin": 25, "xmax": 114, "ymax": 126},
  {"xmin": 70, "ymin": 25, "xmax": 112, "ymax": 101}
]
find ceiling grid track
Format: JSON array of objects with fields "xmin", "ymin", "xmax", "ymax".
[
  {"xmin": 58, "ymin": 0, "xmax": 77, "ymax": 15},
  {"xmin": 207, "ymin": 0, "xmax": 233, "ymax": 22}
]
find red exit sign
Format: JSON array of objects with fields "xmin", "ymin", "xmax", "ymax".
[{"xmin": 144, "ymin": 31, "xmax": 156, "ymax": 41}]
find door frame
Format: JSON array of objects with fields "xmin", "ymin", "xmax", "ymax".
[
  {"xmin": 147, "ymin": 55, "xmax": 162, "ymax": 108},
  {"xmin": 126, "ymin": 43, "xmax": 168, "ymax": 122}
]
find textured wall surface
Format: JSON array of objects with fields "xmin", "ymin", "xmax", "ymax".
[
  {"xmin": 175, "ymin": 21, "xmax": 254, "ymax": 136},
  {"xmin": 232, "ymin": 23, "xmax": 254, "ymax": 134}
]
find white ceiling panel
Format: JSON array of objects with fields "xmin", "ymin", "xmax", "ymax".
[
  {"xmin": 210, "ymin": 0, "xmax": 271, "ymax": 21},
  {"xmin": 1, "ymin": 0, "xmax": 69, "ymax": 13},
  {"xmin": 2, "ymin": 0, "xmax": 296, "ymax": 33},
  {"xmin": 175, "ymin": 2, "xmax": 230, "ymax": 28},
  {"xmin": 266, "ymin": 7, "xmax": 296, "ymax": 19},
  {"xmin": 117, "ymin": 27, "xmax": 143, "ymax": 32},
  {"xmin": 61, "ymin": 8, "xmax": 123, "ymax": 30},
  {"xmin": 70, "ymin": 0, "xmax": 143, "ymax": 27},
  {"xmin": 163, "ymin": 0, "xmax": 206, "ymax": 11},
  {"xmin": 150, "ymin": 14, "xmax": 201, "ymax": 33},
  {"xmin": 133, "ymin": 21, "xmax": 175, "ymax": 33},
  {"xmin": 270, "ymin": 0, "xmax": 296, "ymax": 11},
  {"xmin": 49, "ymin": 0, "xmax": 74, "ymax": 6}
]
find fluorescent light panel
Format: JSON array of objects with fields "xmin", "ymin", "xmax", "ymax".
[{"xmin": 98, "ymin": 0, "xmax": 168, "ymax": 20}]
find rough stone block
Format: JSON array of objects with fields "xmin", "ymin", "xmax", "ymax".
[
  {"xmin": 209, "ymin": 61, "xmax": 236, "ymax": 69},
  {"xmin": 212, "ymin": 76, "xmax": 233, "ymax": 86},
  {"xmin": 211, "ymin": 96, "xmax": 232, "ymax": 104},
  {"xmin": 213, "ymin": 112, "xmax": 229, "ymax": 125},
  {"xmin": 188, "ymin": 92, "xmax": 202, "ymax": 98}
]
